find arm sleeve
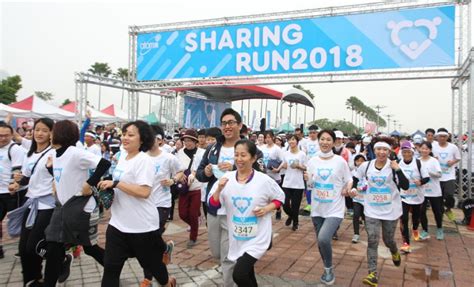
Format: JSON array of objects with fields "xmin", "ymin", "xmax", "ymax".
[
  {"xmin": 86, "ymin": 158, "xmax": 111, "ymax": 187},
  {"xmin": 396, "ymin": 169, "xmax": 409, "ymax": 190},
  {"xmin": 419, "ymin": 165, "xmax": 430, "ymax": 186},
  {"xmin": 79, "ymin": 118, "xmax": 91, "ymax": 144},
  {"xmin": 267, "ymin": 177, "xmax": 285, "ymax": 206},
  {"xmin": 453, "ymin": 145, "xmax": 461, "ymax": 160},
  {"xmin": 207, "ymin": 181, "xmax": 222, "ymax": 213}
]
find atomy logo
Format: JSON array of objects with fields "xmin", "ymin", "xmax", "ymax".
[
  {"xmin": 140, "ymin": 34, "xmax": 161, "ymax": 56},
  {"xmin": 387, "ymin": 17, "xmax": 442, "ymax": 60}
]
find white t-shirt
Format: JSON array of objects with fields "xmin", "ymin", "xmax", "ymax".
[
  {"xmin": 176, "ymin": 148, "xmax": 205, "ymax": 191},
  {"xmin": 432, "ymin": 142, "xmax": 461, "ymax": 181},
  {"xmin": 211, "ymin": 170, "xmax": 285, "ymax": 261},
  {"xmin": 0, "ymin": 143, "xmax": 25, "ymax": 194},
  {"xmin": 22, "ymin": 148, "xmax": 55, "ymax": 209},
  {"xmin": 261, "ymin": 144, "xmax": 283, "ymax": 181},
  {"xmin": 301, "ymin": 138, "xmax": 320, "ymax": 160},
  {"xmin": 150, "ymin": 151, "xmax": 181, "ymax": 208},
  {"xmin": 307, "ymin": 155, "xmax": 352, "ymax": 218},
  {"xmin": 282, "ymin": 150, "xmax": 306, "ymax": 189},
  {"xmin": 85, "ymin": 144, "xmax": 102, "ymax": 157},
  {"xmin": 52, "ymin": 146, "xmax": 100, "ymax": 212},
  {"xmin": 355, "ymin": 160, "xmax": 403, "ymax": 220},
  {"xmin": 21, "ymin": 138, "xmax": 32, "ymax": 150},
  {"xmin": 161, "ymin": 144, "xmax": 174, "ymax": 154},
  {"xmin": 218, "ymin": 146, "xmax": 235, "ymax": 165},
  {"xmin": 399, "ymin": 159, "xmax": 428, "ymax": 205},
  {"xmin": 192, "ymin": 148, "xmax": 208, "ymax": 202},
  {"xmin": 420, "ymin": 157, "xmax": 443, "ymax": 197},
  {"xmin": 110, "ymin": 152, "xmax": 157, "ymax": 233}
]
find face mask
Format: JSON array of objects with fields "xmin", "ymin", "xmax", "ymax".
[
  {"xmin": 212, "ymin": 165, "xmax": 226, "ymax": 179},
  {"xmin": 319, "ymin": 150, "xmax": 334, "ymax": 159}
]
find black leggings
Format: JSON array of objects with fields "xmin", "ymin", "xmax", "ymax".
[
  {"xmin": 400, "ymin": 202, "xmax": 422, "ymax": 245},
  {"xmin": 44, "ymin": 242, "xmax": 104, "ymax": 286},
  {"xmin": 282, "ymin": 188, "xmax": 304, "ymax": 225},
  {"xmin": 19, "ymin": 208, "xmax": 53, "ymax": 284},
  {"xmin": 421, "ymin": 196, "xmax": 443, "ymax": 231},
  {"xmin": 233, "ymin": 252, "xmax": 258, "ymax": 287},
  {"xmin": 102, "ymin": 225, "xmax": 168, "ymax": 287},
  {"xmin": 352, "ymin": 202, "xmax": 365, "ymax": 235}
]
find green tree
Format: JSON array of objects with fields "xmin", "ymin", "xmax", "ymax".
[
  {"xmin": 113, "ymin": 68, "xmax": 129, "ymax": 110},
  {"xmin": 88, "ymin": 62, "xmax": 112, "ymax": 109},
  {"xmin": 310, "ymin": 118, "xmax": 362, "ymax": 135},
  {"xmin": 34, "ymin": 91, "xmax": 54, "ymax": 101},
  {"xmin": 62, "ymin": 98, "xmax": 72, "ymax": 106},
  {"xmin": 0, "ymin": 75, "xmax": 22, "ymax": 104}
]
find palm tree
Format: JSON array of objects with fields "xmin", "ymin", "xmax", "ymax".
[
  {"xmin": 88, "ymin": 62, "xmax": 112, "ymax": 109},
  {"xmin": 34, "ymin": 91, "xmax": 54, "ymax": 101},
  {"xmin": 114, "ymin": 68, "xmax": 129, "ymax": 110}
]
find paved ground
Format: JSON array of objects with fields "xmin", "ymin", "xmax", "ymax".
[{"xmin": 1, "ymin": 207, "xmax": 473, "ymax": 286}]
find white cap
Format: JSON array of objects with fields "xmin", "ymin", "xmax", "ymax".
[
  {"xmin": 335, "ymin": 131, "xmax": 344, "ymax": 139},
  {"xmin": 362, "ymin": 136, "xmax": 372, "ymax": 144}
]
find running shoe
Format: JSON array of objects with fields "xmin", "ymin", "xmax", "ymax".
[
  {"xmin": 436, "ymin": 228, "xmax": 444, "ymax": 240},
  {"xmin": 14, "ymin": 252, "xmax": 20, "ymax": 259},
  {"xmin": 419, "ymin": 230, "xmax": 430, "ymax": 241},
  {"xmin": 320, "ymin": 266, "xmax": 335, "ymax": 285},
  {"xmin": 362, "ymin": 272, "xmax": 378, "ymax": 286},
  {"xmin": 400, "ymin": 242, "xmax": 411, "ymax": 254},
  {"xmin": 58, "ymin": 253, "xmax": 74, "ymax": 283},
  {"xmin": 391, "ymin": 251, "xmax": 401, "ymax": 267},
  {"xmin": 162, "ymin": 240, "xmax": 175, "ymax": 265},
  {"xmin": 445, "ymin": 210, "xmax": 456, "ymax": 222},
  {"xmin": 140, "ymin": 278, "xmax": 152, "ymax": 287},
  {"xmin": 332, "ymin": 233, "xmax": 338, "ymax": 241},
  {"xmin": 352, "ymin": 234, "xmax": 360, "ymax": 243},
  {"xmin": 413, "ymin": 229, "xmax": 420, "ymax": 241},
  {"xmin": 187, "ymin": 240, "xmax": 196, "ymax": 248},
  {"xmin": 292, "ymin": 224, "xmax": 299, "ymax": 231},
  {"xmin": 285, "ymin": 217, "xmax": 292, "ymax": 226}
]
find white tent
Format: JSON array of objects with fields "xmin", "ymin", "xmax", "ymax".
[
  {"xmin": 61, "ymin": 102, "xmax": 120, "ymax": 123},
  {"xmin": 9, "ymin": 95, "xmax": 75, "ymax": 120},
  {"xmin": 0, "ymin": 103, "xmax": 37, "ymax": 118}
]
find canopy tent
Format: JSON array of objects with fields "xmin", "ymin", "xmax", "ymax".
[
  {"xmin": 141, "ymin": 112, "xmax": 159, "ymax": 124},
  {"xmin": 61, "ymin": 101, "xmax": 119, "ymax": 123},
  {"xmin": 0, "ymin": 103, "xmax": 37, "ymax": 118},
  {"xmin": 281, "ymin": 88, "xmax": 315, "ymax": 108},
  {"xmin": 9, "ymin": 95, "xmax": 75, "ymax": 120},
  {"xmin": 278, "ymin": 122, "xmax": 295, "ymax": 132},
  {"xmin": 411, "ymin": 130, "xmax": 425, "ymax": 138},
  {"xmin": 101, "ymin": 104, "xmax": 129, "ymax": 121},
  {"xmin": 390, "ymin": 130, "xmax": 401, "ymax": 137}
]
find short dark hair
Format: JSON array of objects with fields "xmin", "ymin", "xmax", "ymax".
[
  {"xmin": 437, "ymin": 127, "xmax": 449, "ymax": 133},
  {"xmin": 220, "ymin": 108, "xmax": 241, "ymax": 124},
  {"xmin": 197, "ymin": 129, "xmax": 206, "ymax": 136},
  {"xmin": 374, "ymin": 136, "xmax": 394, "ymax": 146},
  {"xmin": 420, "ymin": 141, "xmax": 433, "ymax": 150},
  {"xmin": 52, "ymin": 120, "xmax": 79, "ymax": 148},
  {"xmin": 287, "ymin": 134, "xmax": 300, "ymax": 143},
  {"xmin": 345, "ymin": 142, "xmax": 355, "ymax": 149},
  {"xmin": 264, "ymin": 130, "xmax": 274, "ymax": 139},
  {"xmin": 318, "ymin": 129, "xmax": 336, "ymax": 142},
  {"xmin": 150, "ymin": 124, "xmax": 164, "ymax": 139},
  {"xmin": 206, "ymin": 127, "xmax": 222, "ymax": 138},
  {"xmin": 354, "ymin": 154, "xmax": 366, "ymax": 164},
  {"xmin": 425, "ymin": 128, "xmax": 435, "ymax": 135},
  {"xmin": 295, "ymin": 127, "xmax": 302, "ymax": 133},
  {"xmin": 0, "ymin": 122, "xmax": 14, "ymax": 134},
  {"xmin": 308, "ymin": 125, "xmax": 319, "ymax": 131},
  {"xmin": 240, "ymin": 124, "xmax": 248, "ymax": 134},
  {"xmin": 122, "ymin": 120, "xmax": 155, "ymax": 152}
]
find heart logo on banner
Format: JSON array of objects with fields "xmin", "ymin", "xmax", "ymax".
[
  {"xmin": 387, "ymin": 17, "xmax": 442, "ymax": 60},
  {"xmin": 232, "ymin": 196, "xmax": 253, "ymax": 214}
]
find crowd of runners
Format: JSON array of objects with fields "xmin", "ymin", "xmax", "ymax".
[{"xmin": 0, "ymin": 108, "xmax": 463, "ymax": 287}]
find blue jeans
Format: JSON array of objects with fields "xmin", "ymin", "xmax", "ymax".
[{"xmin": 312, "ymin": 217, "xmax": 342, "ymax": 268}]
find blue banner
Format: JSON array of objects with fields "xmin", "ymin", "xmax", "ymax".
[
  {"xmin": 137, "ymin": 5, "xmax": 455, "ymax": 81},
  {"xmin": 183, "ymin": 96, "xmax": 230, "ymax": 129}
]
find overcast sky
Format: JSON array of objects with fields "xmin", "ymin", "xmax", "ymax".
[{"xmin": 0, "ymin": 0, "xmax": 465, "ymax": 133}]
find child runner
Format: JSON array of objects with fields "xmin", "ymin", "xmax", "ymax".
[{"xmin": 351, "ymin": 154, "xmax": 367, "ymax": 243}]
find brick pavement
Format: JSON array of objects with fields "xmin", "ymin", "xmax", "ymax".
[{"xmin": 1, "ymin": 208, "xmax": 473, "ymax": 286}]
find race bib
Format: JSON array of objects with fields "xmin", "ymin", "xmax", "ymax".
[
  {"xmin": 402, "ymin": 185, "xmax": 418, "ymax": 198},
  {"xmin": 313, "ymin": 182, "xmax": 336, "ymax": 203},
  {"xmin": 440, "ymin": 163, "xmax": 449, "ymax": 174},
  {"xmin": 367, "ymin": 187, "xmax": 392, "ymax": 206},
  {"xmin": 232, "ymin": 215, "xmax": 258, "ymax": 241}
]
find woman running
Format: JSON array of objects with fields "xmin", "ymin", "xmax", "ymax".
[
  {"xmin": 304, "ymin": 129, "xmax": 353, "ymax": 285},
  {"xmin": 8, "ymin": 118, "xmax": 55, "ymax": 286},
  {"xmin": 353, "ymin": 137, "xmax": 409, "ymax": 287},
  {"xmin": 98, "ymin": 120, "xmax": 175, "ymax": 287},
  {"xmin": 209, "ymin": 139, "xmax": 284, "ymax": 287},
  {"xmin": 419, "ymin": 141, "xmax": 444, "ymax": 240}
]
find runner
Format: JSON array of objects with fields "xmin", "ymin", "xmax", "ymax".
[
  {"xmin": 432, "ymin": 128, "xmax": 460, "ymax": 221},
  {"xmin": 419, "ymin": 141, "xmax": 444, "ymax": 240},
  {"xmin": 98, "ymin": 120, "xmax": 175, "ymax": 287},
  {"xmin": 7, "ymin": 118, "xmax": 55, "ymax": 285},
  {"xmin": 351, "ymin": 154, "xmax": 367, "ymax": 244},
  {"xmin": 398, "ymin": 141, "xmax": 429, "ymax": 253},
  {"xmin": 44, "ymin": 120, "xmax": 110, "ymax": 286},
  {"xmin": 304, "ymin": 129, "xmax": 353, "ymax": 285},
  {"xmin": 353, "ymin": 137, "xmax": 409, "ymax": 287},
  {"xmin": 279, "ymin": 134, "xmax": 306, "ymax": 231},
  {"xmin": 208, "ymin": 139, "xmax": 285, "ymax": 287}
]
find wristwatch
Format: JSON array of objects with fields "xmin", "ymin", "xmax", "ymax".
[{"xmin": 112, "ymin": 180, "xmax": 120, "ymax": 188}]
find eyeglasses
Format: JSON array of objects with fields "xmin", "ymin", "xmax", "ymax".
[{"xmin": 221, "ymin": 120, "xmax": 239, "ymax": 127}]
